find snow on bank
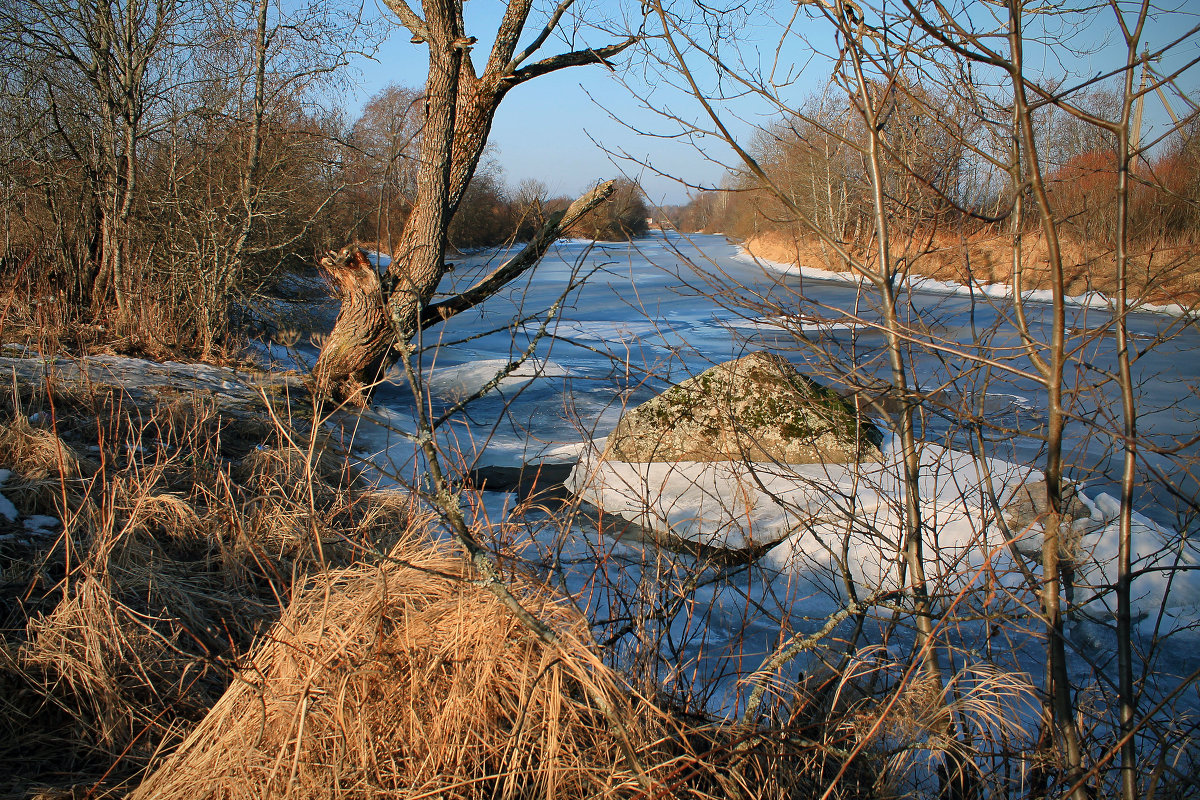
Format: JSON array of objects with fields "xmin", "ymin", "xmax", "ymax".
[
  {"xmin": 735, "ymin": 249, "xmax": 1193, "ymax": 317},
  {"xmin": 0, "ymin": 351, "xmax": 300, "ymax": 404},
  {"xmin": 0, "ymin": 469, "xmax": 60, "ymax": 543},
  {"xmin": 567, "ymin": 437, "xmax": 1200, "ymax": 622},
  {"xmin": 0, "ymin": 470, "xmax": 17, "ymax": 522}
]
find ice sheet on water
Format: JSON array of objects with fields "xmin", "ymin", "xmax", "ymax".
[
  {"xmin": 331, "ymin": 400, "xmax": 591, "ymax": 486},
  {"xmin": 472, "ymin": 439, "xmax": 590, "ymax": 468},
  {"xmin": 424, "ymin": 357, "xmax": 570, "ymax": 401},
  {"xmin": 326, "ymin": 404, "xmax": 424, "ymax": 488},
  {"xmin": 527, "ymin": 319, "xmax": 664, "ymax": 344},
  {"xmin": 723, "ymin": 315, "xmax": 865, "ymax": 335},
  {"xmin": 365, "ymin": 250, "xmax": 391, "ymax": 271},
  {"xmin": 569, "ymin": 429, "xmax": 1200, "ymax": 626},
  {"xmin": 247, "ymin": 339, "xmax": 312, "ymax": 372},
  {"xmin": 567, "ymin": 436, "xmax": 1037, "ymax": 595}
]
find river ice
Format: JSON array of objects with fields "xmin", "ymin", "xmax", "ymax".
[{"xmin": 331, "ymin": 231, "xmax": 1200, "ymax": 732}]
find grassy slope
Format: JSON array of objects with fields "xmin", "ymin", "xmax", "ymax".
[{"xmin": 745, "ymin": 229, "xmax": 1200, "ymax": 310}]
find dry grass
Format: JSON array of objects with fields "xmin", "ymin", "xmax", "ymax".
[
  {"xmin": 0, "ymin": 348, "xmax": 1062, "ymax": 800},
  {"xmin": 0, "ymin": 378, "xmax": 414, "ymax": 797},
  {"xmin": 0, "ymin": 371, "xmax": 890, "ymax": 800},
  {"xmin": 129, "ymin": 533, "xmax": 656, "ymax": 800},
  {"xmin": 745, "ymin": 229, "xmax": 1200, "ymax": 309}
]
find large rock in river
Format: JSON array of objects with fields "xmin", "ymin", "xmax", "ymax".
[{"xmin": 603, "ymin": 352, "xmax": 884, "ymax": 464}]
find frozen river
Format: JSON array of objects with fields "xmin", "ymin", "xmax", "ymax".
[
  {"xmin": 309, "ymin": 231, "xmax": 1200, "ymax": 779},
  {"xmin": 365, "ymin": 231, "xmax": 1199, "ymax": 528}
]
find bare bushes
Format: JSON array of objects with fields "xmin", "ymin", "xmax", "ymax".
[{"xmin": 571, "ymin": 178, "xmax": 650, "ymax": 242}]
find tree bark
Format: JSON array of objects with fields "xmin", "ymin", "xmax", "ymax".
[{"xmin": 312, "ymin": 246, "xmax": 394, "ymax": 403}]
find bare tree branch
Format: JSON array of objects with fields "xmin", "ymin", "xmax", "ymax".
[
  {"xmin": 381, "ymin": 0, "xmax": 429, "ymax": 42},
  {"xmin": 507, "ymin": 38, "xmax": 637, "ymax": 85},
  {"xmin": 420, "ymin": 180, "xmax": 616, "ymax": 329},
  {"xmin": 503, "ymin": 0, "xmax": 576, "ymax": 73}
]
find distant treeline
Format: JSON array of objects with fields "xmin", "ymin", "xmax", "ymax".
[
  {"xmin": 347, "ymin": 86, "xmax": 649, "ymax": 253},
  {"xmin": 669, "ymin": 84, "xmax": 1200, "ymax": 247}
]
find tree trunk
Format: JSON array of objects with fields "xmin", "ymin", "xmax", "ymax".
[
  {"xmin": 313, "ymin": 181, "xmax": 616, "ymax": 404},
  {"xmin": 312, "ymin": 246, "xmax": 395, "ymax": 403},
  {"xmin": 310, "ymin": 0, "xmax": 634, "ymax": 401}
]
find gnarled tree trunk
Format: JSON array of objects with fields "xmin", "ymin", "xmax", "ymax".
[
  {"xmin": 310, "ymin": 0, "xmax": 634, "ymax": 405},
  {"xmin": 312, "ymin": 246, "xmax": 395, "ymax": 402}
]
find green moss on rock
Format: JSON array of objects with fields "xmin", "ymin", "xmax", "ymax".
[{"xmin": 604, "ymin": 352, "xmax": 884, "ymax": 464}]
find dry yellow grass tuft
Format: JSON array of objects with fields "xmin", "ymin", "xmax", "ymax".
[
  {"xmin": 130, "ymin": 529, "xmax": 653, "ymax": 800},
  {"xmin": 0, "ymin": 379, "xmax": 412, "ymax": 796},
  {"xmin": 0, "ymin": 413, "xmax": 89, "ymax": 482}
]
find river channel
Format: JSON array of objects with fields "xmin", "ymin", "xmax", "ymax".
[{"xmin": 366, "ymin": 231, "xmax": 1199, "ymax": 530}]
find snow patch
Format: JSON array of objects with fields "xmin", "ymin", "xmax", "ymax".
[
  {"xmin": 567, "ymin": 438, "xmax": 1036, "ymax": 594},
  {"xmin": 0, "ymin": 492, "xmax": 16, "ymax": 522},
  {"xmin": 0, "ymin": 470, "xmax": 18, "ymax": 522},
  {"xmin": 23, "ymin": 515, "xmax": 59, "ymax": 533}
]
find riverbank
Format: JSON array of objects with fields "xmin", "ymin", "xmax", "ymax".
[
  {"xmin": 5, "ymin": 227, "xmax": 1199, "ymax": 796},
  {"xmin": 742, "ymin": 229, "xmax": 1200, "ymax": 315},
  {"xmin": 0, "ymin": 346, "xmax": 768, "ymax": 798}
]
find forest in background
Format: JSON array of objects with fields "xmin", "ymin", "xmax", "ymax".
[{"xmin": 670, "ymin": 80, "xmax": 1200, "ymax": 306}]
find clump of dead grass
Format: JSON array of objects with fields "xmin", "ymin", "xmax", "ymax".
[
  {"xmin": 0, "ymin": 377, "xmax": 411, "ymax": 797},
  {"xmin": 0, "ymin": 413, "xmax": 89, "ymax": 482},
  {"xmin": 129, "ymin": 530, "xmax": 656, "ymax": 800}
]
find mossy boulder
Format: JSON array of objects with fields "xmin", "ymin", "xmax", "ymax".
[{"xmin": 603, "ymin": 352, "xmax": 884, "ymax": 464}]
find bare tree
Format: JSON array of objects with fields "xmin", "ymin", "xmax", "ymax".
[
  {"xmin": 342, "ymin": 83, "xmax": 423, "ymax": 249},
  {"xmin": 2, "ymin": 0, "xmax": 181, "ymax": 315},
  {"xmin": 637, "ymin": 0, "xmax": 1200, "ymax": 796},
  {"xmin": 310, "ymin": 0, "xmax": 638, "ymax": 402}
]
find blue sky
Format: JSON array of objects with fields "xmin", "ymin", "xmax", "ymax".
[
  {"xmin": 344, "ymin": 2, "xmax": 750, "ymax": 207},
  {"xmin": 339, "ymin": 0, "xmax": 1200, "ymax": 208}
]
